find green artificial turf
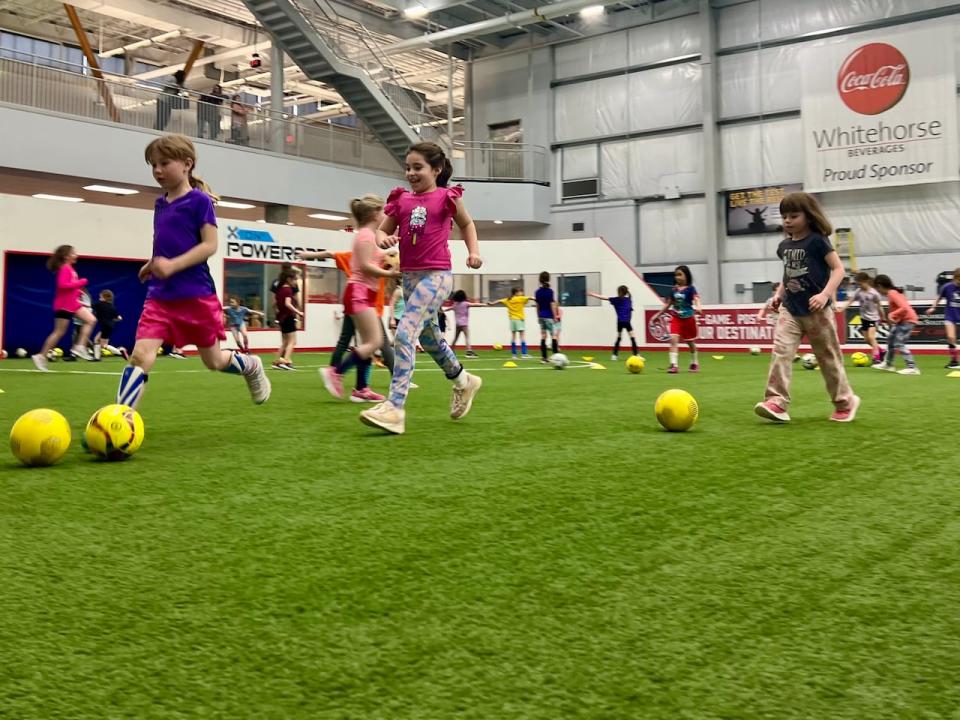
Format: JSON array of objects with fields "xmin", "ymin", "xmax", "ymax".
[{"xmin": 1, "ymin": 350, "xmax": 959, "ymax": 719}]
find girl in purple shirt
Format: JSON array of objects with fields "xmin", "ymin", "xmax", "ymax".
[
  {"xmin": 115, "ymin": 134, "xmax": 270, "ymax": 411},
  {"xmin": 359, "ymin": 142, "xmax": 483, "ymax": 435}
]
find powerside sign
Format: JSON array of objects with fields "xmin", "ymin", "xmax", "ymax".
[{"xmin": 224, "ymin": 226, "xmax": 324, "ymax": 261}]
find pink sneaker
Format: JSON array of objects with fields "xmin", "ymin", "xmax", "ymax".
[
  {"xmin": 350, "ymin": 387, "xmax": 385, "ymax": 403},
  {"xmin": 320, "ymin": 366, "xmax": 345, "ymax": 399},
  {"xmin": 689, "ymin": 363, "xmax": 700, "ymax": 373},
  {"xmin": 667, "ymin": 364, "xmax": 678, "ymax": 374},
  {"xmin": 754, "ymin": 400, "xmax": 791, "ymax": 422},
  {"xmin": 830, "ymin": 395, "xmax": 861, "ymax": 423}
]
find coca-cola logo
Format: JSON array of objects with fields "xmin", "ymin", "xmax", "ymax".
[{"xmin": 837, "ymin": 42, "xmax": 909, "ymax": 115}]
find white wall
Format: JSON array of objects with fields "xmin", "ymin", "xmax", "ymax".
[{"xmin": 0, "ymin": 193, "xmax": 660, "ymax": 351}]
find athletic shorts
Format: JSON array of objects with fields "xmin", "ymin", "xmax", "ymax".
[
  {"xmin": 510, "ymin": 319, "xmax": 525, "ymax": 333},
  {"xmin": 228, "ymin": 323, "xmax": 246, "ymax": 334},
  {"xmin": 98, "ymin": 321, "xmax": 116, "ymax": 339},
  {"xmin": 617, "ymin": 320, "xmax": 633, "ymax": 333},
  {"xmin": 343, "ymin": 282, "xmax": 378, "ymax": 316},
  {"xmin": 670, "ymin": 315, "xmax": 698, "ymax": 342},
  {"xmin": 136, "ymin": 295, "xmax": 226, "ymax": 348},
  {"xmin": 860, "ymin": 318, "xmax": 877, "ymax": 331},
  {"xmin": 538, "ymin": 318, "xmax": 555, "ymax": 333},
  {"xmin": 279, "ymin": 316, "xmax": 298, "ymax": 334},
  {"xmin": 55, "ymin": 309, "xmax": 75, "ymax": 320},
  {"xmin": 945, "ymin": 309, "xmax": 960, "ymax": 325}
]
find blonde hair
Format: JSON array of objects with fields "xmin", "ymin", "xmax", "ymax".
[
  {"xmin": 779, "ymin": 192, "xmax": 833, "ymax": 237},
  {"xmin": 350, "ymin": 193, "xmax": 385, "ymax": 224},
  {"xmin": 144, "ymin": 134, "xmax": 220, "ymax": 200}
]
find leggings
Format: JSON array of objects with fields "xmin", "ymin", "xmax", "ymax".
[
  {"xmin": 389, "ymin": 270, "xmax": 462, "ymax": 408},
  {"xmin": 331, "ymin": 315, "xmax": 395, "ymax": 371}
]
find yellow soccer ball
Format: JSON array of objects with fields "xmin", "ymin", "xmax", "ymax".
[
  {"xmin": 84, "ymin": 404, "xmax": 145, "ymax": 461},
  {"xmin": 851, "ymin": 351, "xmax": 870, "ymax": 367},
  {"xmin": 626, "ymin": 356, "xmax": 645, "ymax": 374},
  {"xmin": 654, "ymin": 389, "xmax": 699, "ymax": 432},
  {"xmin": 102, "ymin": 347, "xmax": 113, "ymax": 357},
  {"xmin": 9, "ymin": 409, "xmax": 72, "ymax": 466},
  {"xmin": 493, "ymin": 343, "xmax": 503, "ymax": 351}
]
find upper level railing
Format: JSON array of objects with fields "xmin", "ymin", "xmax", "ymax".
[{"xmin": 0, "ymin": 53, "xmax": 549, "ymax": 183}]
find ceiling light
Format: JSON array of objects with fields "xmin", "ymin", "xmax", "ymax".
[
  {"xmin": 32, "ymin": 194, "xmax": 84, "ymax": 203},
  {"xmin": 308, "ymin": 212, "xmax": 349, "ymax": 221},
  {"xmin": 579, "ymin": 4, "xmax": 604, "ymax": 17},
  {"xmin": 83, "ymin": 184, "xmax": 139, "ymax": 195},
  {"xmin": 216, "ymin": 200, "xmax": 256, "ymax": 209},
  {"xmin": 493, "ymin": 220, "xmax": 504, "ymax": 225},
  {"xmin": 403, "ymin": 3, "xmax": 430, "ymax": 19}
]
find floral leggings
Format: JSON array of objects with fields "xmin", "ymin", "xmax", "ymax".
[{"xmin": 389, "ymin": 270, "xmax": 463, "ymax": 408}]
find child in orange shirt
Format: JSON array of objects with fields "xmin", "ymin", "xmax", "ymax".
[{"xmin": 873, "ymin": 274, "xmax": 920, "ymax": 375}]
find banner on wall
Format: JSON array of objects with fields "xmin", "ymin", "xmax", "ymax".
[
  {"xmin": 725, "ymin": 184, "xmax": 802, "ymax": 235},
  {"xmin": 645, "ymin": 308, "xmax": 846, "ymax": 346},
  {"xmin": 801, "ymin": 27, "xmax": 958, "ymax": 192},
  {"xmin": 845, "ymin": 305, "xmax": 946, "ymax": 344}
]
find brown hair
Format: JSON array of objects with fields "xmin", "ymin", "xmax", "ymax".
[
  {"xmin": 854, "ymin": 271, "xmax": 872, "ymax": 283},
  {"xmin": 350, "ymin": 193, "xmax": 385, "ymax": 225},
  {"xmin": 873, "ymin": 274, "xmax": 894, "ymax": 290},
  {"xmin": 779, "ymin": 192, "xmax": 833, "ymax": 237},
  {"xmin": 278, "ymin": 269, "xmax": 298, "ymax": 286},
  {"xmin": 617, "ymin": 285, "xmax": 630, "ymax": 298},
  {"xmin": 144, "ymin": 134, "xmax": 220, "ymax": 200},
  {"xmin": 99, "ymin": 289, "xmax": 115, "ymax": 302},
  {"xmin": 47, "ymin": 244, "xmax": 74, "ymax": 272},
  {"xmin": 407, "ymin": 142, "xmax": 453, "ymax": 187},
  {"xmin": 539, "ymin": 271, "xmax": 550, "ymax": 285}
]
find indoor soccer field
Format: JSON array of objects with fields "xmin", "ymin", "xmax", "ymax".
[{"xmin": 2, "ymin": 351, "xmax": 959, "ymax": 719}]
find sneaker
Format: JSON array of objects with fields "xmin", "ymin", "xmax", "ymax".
[
  {"xmin": 241, "ymin": 354, "xmax": 271, "ymax": 404},
  {"xmin": 830, "ymin": 395, "xmax": 861, "ymax": 423},
  {"xmin": 271, "ymin": 361, "xmax": 289, "ymax": 371},
  {"xmin": 119, "ymin": 347, "xmax": 130, "ymax": 361},
  {"xmin": 540, "ymin": 358, "xmax": 550, "ymax": 364},
  {"xmin": 372, "ymin": 357, "xmax": 386, "ymax": 369},
  {"xmin": 70, "ymin": 345, "xmax": 93, "ymax": 361},
  {"xmin": 689, "ymin": 363, "xmax": 700, "ymax": 373},
  {"xmin": 30, "ymin": 353, "xmax": 50, "ymax": 372},
  {"xmin": 945, "ymin": 360, "xmax": 960, "ymax": 369},
  {"xmin": 897, "ymin": 366, "xmax": 921, "ymax": 375},
  {"xmin": 282, "ymin": 362, "xmax": 297, "ymax": 371},
  {"xmin": 360, "ymin": 401, "xmax": 405, "ymax": 434},
  {"xmin": 512, "ymin": 355, "xmax": 519, "ymax": 361},
  {"xmin": 168, "ymin": 351, "xmax": 186, "ymax": 360},
  {"xmin": 465, "ymin": 351, "xmax": 479, "ymax": 358},
  {"xmin": 351, "ymin": 387, "xmax": 385, "ymax": 403},
  {"xmin": 667, "ymin": 364, "xmax": 678, "ymax": 374},
  {"xmin": 409, "ymin": 382, "xmax": 419, "ymax": 390},
  {"xmin": 872, "ymin": 362, "xmax": 892, "ymax": 371},
  {"xmin": 611, "ymin": 355, "xmax": 619, "ymax": 362},
  {"xmin": 320, "ymin": 366, "xmax": 345, "ymax": 399},
  {"xmin": 450, "ymin": 372, "xmax": 482, "ymax": 420},
  {"xmin": 754, "ymin": 400, "xmax": 791, "ymax": 423},
  {"xmin": 521, "ymin": 354, "xmax": 532, "ymax": 360}
]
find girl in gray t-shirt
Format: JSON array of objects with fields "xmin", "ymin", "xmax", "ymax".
[{"xmin": 839, "ymin": 272, "xmax": 887, "ymax": 364}]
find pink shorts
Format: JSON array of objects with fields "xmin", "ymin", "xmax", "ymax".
[
  {"xmin": 670, "ymin": 315, "xmax": 698, "ymax": 342},
  {"xmin": 136, "ymin": 295, "xmax": 227, "ymax": 348},
  {"xmin": 343, "ymin": 282, "xmax": 378, "ymax": 316}
]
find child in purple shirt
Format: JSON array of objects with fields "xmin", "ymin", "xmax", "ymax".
[
  {"xmin": 588, "ymin": 286, "xmax": 639, "ymax": 361},
  {"xmin": 925, "ymin": 267, "xmax": 960, "ymax": 368},
  {"xmin": 115, "ymin": 134, "xmax": 270, "ymax": 411},
  {"xmin": 534, "ymin": 271, "xmax": 561, "ymax": 363}
]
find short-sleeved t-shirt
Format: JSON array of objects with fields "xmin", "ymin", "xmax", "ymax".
[
  {"xmin": 384, "ymin": 185, "xmax": 463, "ymax": 272},
  {"xmin": 853, "ymin": 286, "xmax": 882, "ymax": 321},
  {"xmin": 534, "ymin": 287, "xmax": 555, "ymax": 319},
  {"xmin": 224, "ymin": 306, "xmax": 249, "ymax": 327},
  {"xmin": 93, "ymin": 300, "xmax": 120, "ymax": 324},
  {"xmin": 453, "ymin": 301, "xmax": 470, "ymax": 326},
  {"xmin": 348, "ymin": 228, "xmax": 385, "ymax": 292},
  {"xmin": 149, "ymin": 189, "xmax": 218, "ymax": 301},
  {"xmin": 500, "ymin": 295, "xmax": 530, "ymax": 321},
  {"xmin": 275, "ymin": 285, "xmax": 295, "ymax": 322},
  {"xmin": 608, "ymin": 295, "xmax": 633, "ymax": 323},
  {"xmin": 777, "ymin": 233, "xmax": 834, "ymax": 317},
  {"xmin": 670, "ymin": 286, "xmax": 698, "ymax": 318},
  {"xmin": 938, "ymin": 281, "xmax": 960, "ymax": 320}
]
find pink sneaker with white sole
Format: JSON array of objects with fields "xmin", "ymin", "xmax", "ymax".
[
  {"xmin": 830, "ymin": 395, "xmax": 861, "ymax": 423},
  {"xmin": 350, "ymin": 387, "xmax": 385, "ymax": 403},
  {"xmin": 754, "ymin": 400, "xmax": 791, "ymax": 422},
  {"xmin": 320, "ymin": 366, "xmax": 345, "ymax": 399}
]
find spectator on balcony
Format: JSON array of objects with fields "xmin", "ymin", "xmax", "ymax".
[
  {"xmin": 230, "ymin": 95, "xmax": 249, "ymax": 146},
  {"xmin": 198, "ymin": 84, "xmax": 225, "ymax": 140},
  {"xmin": 155, "ymin": 70, "xmax": 186, "ymax": 131}
]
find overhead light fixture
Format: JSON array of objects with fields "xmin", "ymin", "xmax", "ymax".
[
  {"xmin": 403, "ymin": 3, "xmax": 430, "ymax": 19},
  {"xmin": 216, "ymin": 200, "xmax": 256, "ymax": 209},
  {"xmin": 32, "ymin": 193, "xmax": 84, "ymax": 203},
  {"xmin": 493, "ymin": 220, "xmax": 504, "ymax": 225},
  {"xmin": 579, "ymin": 4, "xmax": 604, "ymax": 17},
  {"xmin": 83, "ymin": 184, "xmax": 139, "ymax": 195},
  {"xmin": 308, "ymin": 212, "xmax": 349, "ymax": 221}
]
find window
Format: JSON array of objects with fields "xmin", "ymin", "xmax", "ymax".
[
  {"xmin": 305, "ymin": 266, "xmax": 341, "ymax": 304},
  {"xmin": 558, "ymin": 273, "xmax": 601, "ymax": 306},
  {"xmin": 223, "ymin": 260, "xmax": 306, "ymax": 329}
]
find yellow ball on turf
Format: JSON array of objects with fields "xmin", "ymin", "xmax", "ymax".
[
  {"xmin": 84, "ymin": 404, "xmax": 145, "ymax": 461},
  {"xmin": 626, "ymin": 356, "xmax": 644, "ymax": 373},
  {"xmin": 654, "ymin": 389, "xmax": 699, "ymax": 432},
  {"xmin": 492, "ymin": 343, "xmax": 503, "ymax": 351},
  {"xmin": 851, "ymin": 351, "xmax": 870, "ymax": 367},
  {"xmin": 9, "ymin": 409, "xmax": 72, "ymax": 466},
  {"xmin": 102, "ymin": 348, "xmax": 113, "ymax": 357}
]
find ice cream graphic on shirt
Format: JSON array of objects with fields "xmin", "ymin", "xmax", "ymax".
[{"xmin": 410, "ymin": 205, "xmax": 427, "ymax": 245}]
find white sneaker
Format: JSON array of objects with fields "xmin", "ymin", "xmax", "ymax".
[
  {"xmin": 450, "ymin": 372, "xmax": 482, "ymax": 420},
  {"xmin": 71, "ymin": 345, "xmax": 93, "ymax": 361},
  {"xmin": 611, "ymin": 354, "xmax": 619, "ymax": 362},
  {"xmin": 871, "ymin": 362, "xmax": 894, "ymax": 372},
  {"xmin": 31, "ymin": 353, "xmax": 50, "ymax": 372},
  {"xmin": 241, "ymin": 354, "xmax": 271, "ymax": 404},
  {"xmin": 360, "ymin": 401, "xmax": 405, "ymax": 434},
  {"xmin": 897, "ymin": 367, "xmax": 921, "ymax": 375}
]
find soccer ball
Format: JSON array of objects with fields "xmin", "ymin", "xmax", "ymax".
[
  {"xmin": 801, "ymin": 353, "xmax": 818, "ymax": 370},
  {"xmin": 492, "ymin": 343, "xmax": 503, "ymax": 351},
  {"xmin": 654, "ymin": 389, "xmax": 699, "ymax": 432},
  {"xmin": 0, "ymin": 349, "xmax": 6, "ymax": 359},
  {"xmin": 851, "ymin": 351, "xmax": 870, "ymax": 367},
  {"xmin": 15, "ymin": 348, "xmax": 27, "ymax": 358},
  {"xmin": 46, "ymin": 348, "xmax": 61, "ymax": 361},
  {"xmin": 626, "ymin": 356, "xmax": 645, "ymax": 373},
  {"xmin": 550, "ymin": 352, "xmax": 569, "ymax": 369},
  {"xmin": 102, "ymin": 347, "xmax": 113, "ymax": 357},
  {"xmin": 749, "ymin": 346, "xmax": 762, "ymax": 355},
  {"xmin": 84, "ymin": 404, "xmax": 145, "ymax": 461},
  {"xmin": 9, "ymin": 409, "xmax": 72, "ymax": 466}
]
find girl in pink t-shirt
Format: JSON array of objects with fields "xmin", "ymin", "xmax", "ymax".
[
  {"xmin": 359, "ymin": 142, "xmax": 483, "ymax": 435},
  {"xmin": 321, "ymin": 194, "xmax": 400, "ymax": 403},
  {"xmin": 31, "ymin": 244, "xmax": 97, "ymax": 371}
]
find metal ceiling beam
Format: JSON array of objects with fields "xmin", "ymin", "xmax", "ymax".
[
  {"xmin": 63, "ymin": 3, "xmax": 121, "ymax": 121},
  {"xmin": 99, "ymin": 28, "xmax": 182, "ymax": 57},
  {"xmin": 133, "ymin": 42, "xmax": 265, "ymax": 79},
  {"xmin": 181, "ymin": 38, "xmax": 206, "ymax": 77},
  {"xmin": 388, "ymin": 0, "xmax": 480, "ymax": 16}
]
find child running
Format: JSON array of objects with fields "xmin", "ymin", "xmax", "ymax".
[
  {"xmin": 223, "ymin": 296, "xmax": 263, "ymax": 353},
  {"xmin": 925, "ymin": 267, "xmax": 960, "ymax": 369},
  {"xmin": 838, "ymin": 272, "xmax": 886, "ymax": 365},
  {"xmin": 873, "ymin": 274, "xmax": 920, "ymax": 375},
  {"xmin": 449, "ymin": 289, "xmax": 484, "ymax": 358},
  {"xmin": 115, "ymin": 134, "xmax": 270, "ymax": 410},
  {"xmin": 360, "ymin": 141, "xmax": 483, "ymax": 435},
  {"xmin": 92, "ymin": 289, "xmax": 127, "ymax": 360},
  {"xmin": 321, "ymin": 194, "xmax": 400, "ymax": 403},
  {"xmin": 534, "ymin": 271, "xmax": 560, "ymax": 363},
  {"xmin": 32, "ymin": 244, "xmax": 97, "ymax": 371},
  {"xmin": 650, "ymin": 265, "xmax": 702, "ymax": 373},
  {"xmin": 490, "ymin": 288, "xmax": 533, "ymax": 359},
  {"xmin": 587, "ymin": 286, "xmax": 638, "ymax": 361},
  {"xmin": 754, "ymin": 192, "xmax": 858, "ymax": 423}
]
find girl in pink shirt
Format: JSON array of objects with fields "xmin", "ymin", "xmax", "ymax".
[
  {"xmin": 359, "ymin": 142, "xmax": 483, "ymax": 435},
  {"xmin": 32, "ymin": 244, "xmax": 97, "ymax": 371},
  {"xmin": 321, "ymin": 194, "xmax": 400, "ymax": 403},
  {"xmin": 873, "ymin": 274, "xmax": 920, "ymax": 375}
]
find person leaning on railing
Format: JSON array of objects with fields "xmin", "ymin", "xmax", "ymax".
[
  {"xmin": 155, "ymin": 70, "xmax": 187, "ymax": 131},
  {"xmin": 230, "ymin": 95, "xmax": 249, "ymax": 146},
  {"xmin": 197, "ymin": 84, "xmax": 225, "ymax": 141}
]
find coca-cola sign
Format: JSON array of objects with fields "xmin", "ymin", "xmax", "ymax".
[{"xmin": 837, "ymin": 42, "xmax": 910, "ymax": 115}]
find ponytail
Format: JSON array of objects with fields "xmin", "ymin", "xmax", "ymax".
[
  {"xmin": 145, "ymin": 134, "xmax": 219, "ymax": 200},
  {"xmin": 190, "ymin": 171, "xmax": 220, "ymax": 201}
]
